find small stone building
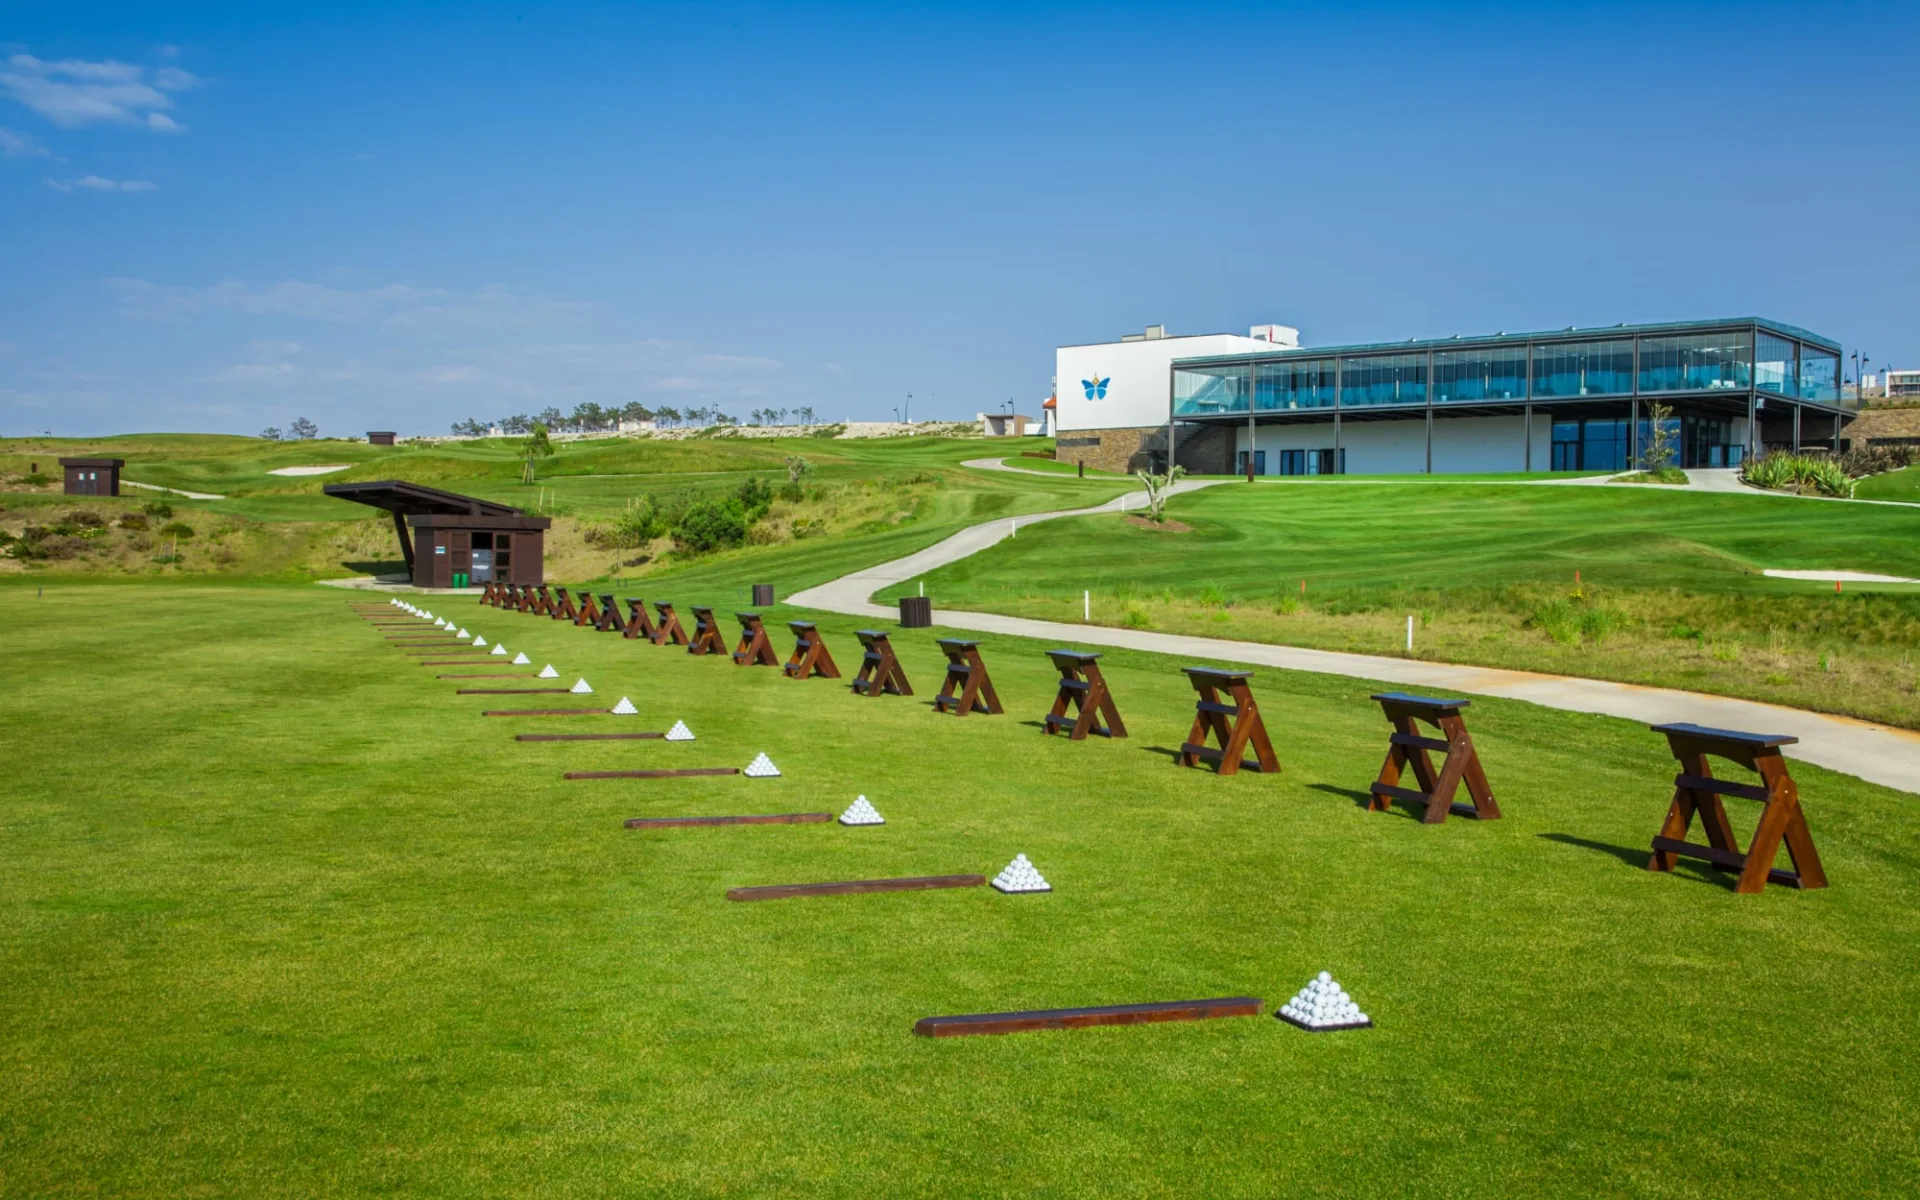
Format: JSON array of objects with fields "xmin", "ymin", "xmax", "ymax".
[
  {"xmin": 367, "ymin": 431, "xmax": 397, "ymax": 446},
  {"xmin": 59, "ymin": 457, "xmax": 123, "ymax": 496}
]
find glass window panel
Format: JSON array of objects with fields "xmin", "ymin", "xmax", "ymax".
[
  {"xmin": 1254, "ymin": 358, "xmax": 1335, "ymax": 410},
  {"xmin": 1581, "ymin": 418, "xmax": 1629, "ymax": 471},
  {"xmin": 1433, "ymin": 346, "xmax": 1528, "ymax": 403},
  {"xmin": 1756, "ymin": 332, "xmax": 1797, "ymax": 396},
  {"xmin": 1338, "ymin": 353, "xmax": 1426, "ymax": 407},
  {"xmin": 1172, "ymin": 364, "xmax": 1250, "ymax": 416},
  {"xmin": 1799, "ymin": 347, "xmax": 1839, "ymax": 402},
  {"xmin": 1531, "ymin": 338, "xmax": 1634, "ymax": 398},
  {"xmin": 1638, "ymin": 331, "xmax": 1752, "ymax": 393}
]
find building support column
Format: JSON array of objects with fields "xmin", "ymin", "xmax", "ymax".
[
  {"xmin": 1523, "ymin": 401, "xmax": 1532, "ymax": 472},
  {"xmin": 391, "ymin": 511, "xmax": 416, "ymax": 573},
  {"xmin": 1247, "ymin": 410, "xmax": 1256, "ymax": 482},
  {"xmin": 1333, "ymin": 410, "xmax": 1342, "ymax": 474},
  {"xmin": 1425, "ymin": 406, "xmax": 1433, "ymax": 474},
  {"xmin": 1793, "ymin": 403, "xmax": 1802, "ymax": 452},
  {"xmin": 1630, "ymin": 396, "xmax": 1640, "ymax": 469}
]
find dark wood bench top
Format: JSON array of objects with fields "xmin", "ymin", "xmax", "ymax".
[
  {"xmin": 1371, "ymin": 692, "xmax": 1471, "ymax": 711},
  {"xmin": 1183, "ymin": 666, "xmax": 1254, "ymax": 682},
  {"xmin": 936, "ymin": 638, "xmax": 982, "ymax": 649},
  {"xmin": 1047, "ymin": 649, "xmax": 1102, "ymax": 663},
  {"xmin": 788, "ymin": 619, "xmax": 819, "ymax": 631},
  {"xmin": 1651, "ymin": 723, "xmax": 1798, "ymax": 748}
]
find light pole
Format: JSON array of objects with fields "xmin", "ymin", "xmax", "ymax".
[{"xmin": 905, "ymin": 393, "xmax": 912, "ymax": 425}]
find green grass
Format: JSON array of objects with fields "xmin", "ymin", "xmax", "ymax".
[
  {"xmin": 892, "ymin": 481, "xmax": 1920, "ymax": 727},
  {"xmin": 1855, "ymin": 464, "xmax": 1920, "ymax": 501},
  {"xmin": 1, "ymin": 584, "xmax": 1916, "ymax": 1197},
  {"xmin": 992, "ymin": 455, "xmax": 1126, "ymax": 477}
]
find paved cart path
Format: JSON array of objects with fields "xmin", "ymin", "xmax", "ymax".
[{"xmin": 792, "ymin": 476, "xmax": 1920, "ymax": 793}]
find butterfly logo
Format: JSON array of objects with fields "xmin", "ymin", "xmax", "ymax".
[{"xmin": 1081, "ymin": 374, "xmax": 1109, "ymax": 401}]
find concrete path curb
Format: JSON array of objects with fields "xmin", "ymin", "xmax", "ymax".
[{"xmin": 791, "ymin": 480, "xmax": 1920, "ymax": 794}]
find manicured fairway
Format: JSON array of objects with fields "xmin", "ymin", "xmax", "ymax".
[{"xmin": 2, "ymin": 584, "xmax": 1917, "ymax": 1197}]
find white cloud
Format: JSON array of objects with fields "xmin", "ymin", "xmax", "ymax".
[
  {"xmin": 0, "ymin": 52, "xmax": 197, "ymax": 131},
  {"xmin": 47, "ymin": 174, "xmax": 157, "ymax": 192},
  {"xmin": 201, "ymin": 339, "xmax": 302, "ymax": 383},
  {"xmin": 0, "ymin": 125, "xmax": 48, "ymax": 156}
]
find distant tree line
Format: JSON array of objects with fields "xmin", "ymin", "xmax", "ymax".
[
  {"xmin": 449, "ymin": 402, "xmax": 818, "ymax": 438},
  {"xmin": 260, "ymin": 417, "xmax": 319, "ymax": 440}
]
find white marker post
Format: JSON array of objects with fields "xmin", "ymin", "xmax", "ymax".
[
  {"xmin": 1406, "ymin": 615, "xmax": 1414, "ymax": 652},
  {"xmin": 1084, "ymin": 590, "xmax": 1090, "ymax": 621}
]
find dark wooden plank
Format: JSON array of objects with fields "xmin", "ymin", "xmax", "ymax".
[
  {"xmin": 482, "ymin": 708, "xmax": 612, "ymax": 717},
  {"xmin": 1369, "ymin": 782, "xmax": 1434, "ymax": 806},
  {"xmin": 566, "ymin": 767, "xmax": 740, "ymax": 779},
  {"xmin": 418, "ymin": 659, "xmax": 499, "ymax": 665},
  {"xmin": 456, "ymin": 687, "xmax": 571, "ymax": 694},
  {"xmin": 1651, "ymin": 836, "xmax": 1802, "ymax": 887},
  {"xmin": 1371, "ymin": 691, "xmax": 1470, "ymax": 711},
  {"xmin": 437, "ymin": 673, "xmax": 537, "ymax": 679},
  {"xmin": 1650, "ymin": 722, "xmax": 1797, "ymax": 748},
  {"xmin": 1673, "ymin": 773, "xmax": 1770, "ymax": 803},
  {"xmin": 624, "ymin": 812, "xmax": 831, "ymax": 828},
  {"xmin": 516, "ymin": 732, "xmax": 665, "ymax": 741},
  {"xmin": 1388, "ymin": 732, "xmax": 1452, "ymax": 753},
  {"xmin": 727, "ymin": 874, "xmax": 985, "ymax": 902},
  {"xmin": 914, "ymin": 996, "xmax": 1262, "ymax": 1038}
]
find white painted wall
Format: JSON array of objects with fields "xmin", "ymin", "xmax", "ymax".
[
  {"xmin": 1233, "ymin": 414, "xmax": 1556, "ymax": 475},
  {"xmin": 1056, "ymin": 333, "xmax": 1290, "ymax": 433}
]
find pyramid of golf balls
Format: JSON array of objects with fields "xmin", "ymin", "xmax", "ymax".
[
  {"xmin": 610, "ymin": 696, "xmax": 638, "ymax": 715},
  {"xmin": 511, "ymin": 651, "xmax": 529, "ymax": 664},
  {"xmin": 456, "ymin": 628, "xmax": 470, "ymax": 639},
  {"xmin": 991, "ymin": 854, "xmax": 1051, "ymax": 894},
  {"xmin": 538, "ymin": 664, "xmax": 559, "ymax": 679},
  {"xmin": 839, "ymin": 796, "xmax": 884, "ymax": 826},
  {"xmin": 743, "ymin": 752, "xmax": 781, "ymax": 778},
  {"xmin": 665, "ymin": 719, "xmax": 695, "ymax": 742},
  {"xmin": 569, "ymin": 678, "xmax": 594, "ymax": 694},
  {"xmin": 472, "ymin": 636, "xmax": 488, "ymax": 647},
  {"xmin": 1279, "ymin": 972, "xmax": 1369, "ymax": 1031}
]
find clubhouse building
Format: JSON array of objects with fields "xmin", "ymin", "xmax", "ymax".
[{"xmin": 1054, "ymin": 318, "xmax": 1851, "ymax": 476}]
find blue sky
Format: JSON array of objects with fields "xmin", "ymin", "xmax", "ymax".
[{"xmin": 3, "ymin": 2, "xmax": 1916, "ymax": 437}]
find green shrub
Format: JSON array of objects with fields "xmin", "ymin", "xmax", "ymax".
[
  {"xmin": 1122, "ymin": 608, "xmax": 1151, "ymax": 629},
  {"xmin": 118, "ymin": 513, "xmax": 150, "ymax": 531},
  {"xmin": 1198, "ymin": 583, "xmax": 1227, "ymax": 608},
  {"xmin": 141, "ymin": 500, "xmax": 174, "ymax": 519},
  {"xmin": 1580, "ymin": 606, "xmax": 1623, "ymax": 643},
  {"xmin": 1741, "ymin": 452, "xmax": 1854, "ymax": 498},
  {"xmin": 672, "ymin": 498, "xmax": 749, "ymax": 554},
  {"xmin": 586, "ymin": 497, "xmax": 666, "ymax": 550},
  {"xmin": 735, "ymin": 475, "xmax": 773, "ymax": 520},
  {"xmin": 157, "ymin": 521, "xmax": 196, "ymax": 539},
  {"xmin": 1530, "ymin": 599, "xmax": 1581, "ymax": 645},
  {"xmin": 64, "ymin": 509, "xmax": 107, "ymax": 528}
]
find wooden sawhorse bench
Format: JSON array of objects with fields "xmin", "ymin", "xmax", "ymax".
[
  {"xmin": 531, "ymin": 585, "xmax": 555, "ymax": 616},
  {"xmin": 595, "ymin": 593, "xmax": 625, "ymax": 633},
  {"xmin": 851, "ymin": 630, "xmax": 912, "ymax": 697},
  {"xmin": 1647, "ymin": 723, "xmax": 1827, "ymax": 894},
  {"xmin": 733, "ymin": 612, "xmax": 779, "ymax": 666},
  {"xmin": 651, "ymin": 601, "xmax": 690, "ymax": 647},
  {"xmin": 687, "ymin": 606, "xmax": 727, "ymax": 655},
  {"xmin": 1365, "ymin": 693, "xmax": 1498, "ymax": 823},
  {"xmin": 622, "ymin": 598, "xmax": 658, "ymax": 641},
  {"xmin": 933, "ymin": 639, "xmax": 1003, "ymax": 716},
  {"xmin": 1178, "ymin": 668, "xmax": 1280, "ymax": 775},
  {"xmin": 550, "ymin": 587, "xmax": 580, "ymax": 622},
  {"xmin": 783, "ymin": 621, "xmax": 840, "ymax": 680},
  {"xmin": 573, "ymin": 590, "xmax": 602, "ymax": 627},
  {"xmin": 1043, "ymin": 650, "xmax": 1126, "ymax": 739}
]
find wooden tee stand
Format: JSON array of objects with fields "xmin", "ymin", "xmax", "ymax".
[
  {"xmin": 532, "ymin": 585, "xmax": 555, "ymax": 616},
  {"xmin": 651, "ymin": 601, "xmax": 690, "ymax": 647},
  {"xmin": 1647, "ymin": 723, "xmax": 1827, "ymax": 894},
  {"xmin": 933, "ymin": 639, "xmax": 1003, "ymax": 716},
  {"xmin": 851, "ymin": 630, "xmax": 912, "ymax": 697},
  {"xmin": 687, "ymin": 606, "xmax": 727, "ymax": 655},
  {"xmin": 783, "ymin": 621, "xmax": 841, "ymax": 680},
  {"xmin": 623, "ymin": 598, "xmax": 659, "ymax": 641},
  {"xmin": 550, "ymin": 588, "xmax": 580, "ymax": 621},
  {"xmin": 1365, "ymin": 693, "xmax": 1499, "ymax": 823},
  {"xmin": 572, "ymin": 590, "xmax": 601, "ymax": 627},
  {"xmin": 1042, "ymin": 650, "xmax": 1126, "ymax": 739},
  {"xmin": 595, "ymin": 593, "xmax": 625, "ymax": 633},
  {"xmin": 732, "ymin": 612, "xmax": 779, "ymax": 666},
  {"xmin": 1178, "ymin": 668, "xmax": 1280, "ymax": 775}
]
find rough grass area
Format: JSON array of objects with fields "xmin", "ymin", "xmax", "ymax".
[
  {"xmin": 2, "ymin": 583, "xmax": 1917, "ymax": 1197},
  {"xmin": 894, "ymin": 483, "xmax": 1920, "ymax": 728},
  {"xmin": 1856, "ymin": 464, "xmax": 1920, "ymax": 501}
]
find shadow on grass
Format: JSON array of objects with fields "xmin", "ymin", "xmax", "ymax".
[
  {"xmin": 342, "ymin": 560, "xmax": 408, "ymax": 578},
  {"xmin": 1538, "ymin": 832, "xmax": 1737, "ymax": 890},
  {"xmin": 1307, "ymin": 782, "xmax": 1397, "ymax": 814}
]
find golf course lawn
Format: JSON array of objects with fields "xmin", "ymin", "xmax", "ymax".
[
  {"xmin": 891, "ymin": 480, "xmax": 1920, "ymax": 729},
  {"xmin": 3, "ymin": 582, "xmax": 1916, "ymax": 1197}
]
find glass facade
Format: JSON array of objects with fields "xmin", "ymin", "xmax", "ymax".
[
  {"xmin": 1433, "ymin": 347, "xmax": 1528, "ymax": 403},
  {"xmin": 1532, "ymin": 338, "xmax": 1634, "ymax": 398},
  {"xmin": 1799, "ymin": 348, "xmax": 1840, "ymax": 402},
  {"xmin": 1340, "ymin": 353, "xmax": 1426, "ymax": 407},
  {"xmin": 1756, "ymin": 332, "xmax": 1797, "ymax": 396},
  {"xmin": 1173, "ymin": 363, "xmax": 1249, "ymax": 415},
  {"xmin": 1638, "ymin": 331, "xmax": 1751, "ymax": 393},
  {"xmin": 1255, "ymin": 357, "xmax": 1336, "ymax": 410}
]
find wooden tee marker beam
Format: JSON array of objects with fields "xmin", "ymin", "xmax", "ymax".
[
  {"xmin": 566, "ymin": 766, "xmax": 740, "ymax": 780},
  {"xmin": 516, "ymin": 731, "xmax": 663, "ymax": 741},
  {"xmin": 1178, "ymin": 667, "xmax": 1280, "ymax": 775},
  {"xmin": 732, "ymin": 612, "xmax": 779, "ymax": 666},
  {"xmin": 651, "ymin": 601, "xmax": 691, "ymax": 647},
  {"xmin": 727, "ymin": 874, "xmax": 984, "ymax": 902},
  {"xmin": 783, "ymin": 621, "xmax": 841, "ymax": 680},
  {"xmin": 687, "ymin": 606, "xmax": 727, "ymax": 655},
  {"xmin": 550, "ymin": 587, "xmax": 580, "ymax": 622},
  {"xmin": 914, "ymin": 996, "xmax": 1262, "ymax": 1038},
  {"xmin": 457, "ymin": 686, "xmax": 571, "ymax": 694},
  {"xmin": 1366, "ymin": 693, "xmax": 1499, "ymax": 823},
  {"xmin": 1647, "ymin": 723, "xmax": 1827, "ymax": 894},
  {"xmin": 625, "ymin": 812, "xmax": 830, "ymax": 828},
  {"xmin": 1043, "ymin": 650, "xmax": 1126, "ymax": 739},
  {"xmin": 483, "ymin": 707, "xmax": 617, "ymax": 717},
  {"xmin": 572, "ymin": 590, "xmax": 601, "ymax": 627},
  {"xmin": 531, "ymin": 586, "xmax": 556, "ymax": 616},
  {"xmin": 934, "ymin": 639, "xmax": 1003, "ymax": 716},
  {"xmin": 595, "ymin": 594, "xmax": 625, "ymax": 633},
  {"xmin": 851, "ymin": 629, "xmax": 912, "ymax": 697},
  {"xmin": 623, "ymin": 598, "xmax": 659, "ymax": 641}
]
